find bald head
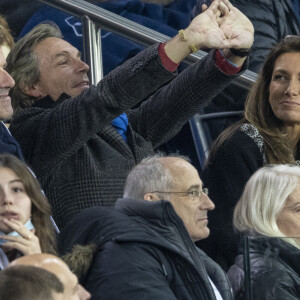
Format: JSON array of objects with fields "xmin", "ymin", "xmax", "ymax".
[
  {"xmin": 12, "ymin": 254, "xmax": 91, "ymax": 300},
  {"xmin": 0, "ymin": 264, "xmax": 64, "ymax": 300},
  {"xmin": 12, "ymin": 253, "xmax": 74, "ymax": 279}
]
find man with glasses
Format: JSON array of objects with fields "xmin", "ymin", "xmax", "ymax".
[{"xmin": 59, "ymin": 154, "xmax": 229, "ymax": 299}]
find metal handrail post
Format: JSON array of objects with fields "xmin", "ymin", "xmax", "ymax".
[
  {"xmin": 82, "ymin": 16, "xmax": 103, "ymax": 84},
  {"xmin": 40, "ymin": 0, "xmax": 257, "ymax": 89}
]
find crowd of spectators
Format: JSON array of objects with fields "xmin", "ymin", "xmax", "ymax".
[{"xmin": 0, "ymin": 0, "xmax": 300, "ymax": 299}]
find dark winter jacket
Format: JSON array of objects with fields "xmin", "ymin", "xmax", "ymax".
[
  {"xmin": 9, "ymin": 45, "xmax": 247, "ymax": 229},
  {"xmin": 59, "ymin": 199, "xmax": 234, "ymax": 300},
  {"xmin": 227, "ymin": 236, "xmax": 300, "ymax": 300},
  {"xmin": 0, "ymin": 122, "xmax": 24, "ymax": 161}
]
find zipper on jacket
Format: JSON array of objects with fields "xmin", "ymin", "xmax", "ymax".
[{"xmin": 163, "ymin": 204, "xmax": 216, "ymax": 299}]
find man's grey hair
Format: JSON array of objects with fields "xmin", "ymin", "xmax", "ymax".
[
  {"xmin": 123, "ymin": 153, "xmax": 190, "ymax": 200},
  {"xmin": 6, "ymin": 23, "xmax": 62, "ymax": 113}
]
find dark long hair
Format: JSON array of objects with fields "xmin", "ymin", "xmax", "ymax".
[
  {"xmin": 209, "ymin": 36, "xmax": 300, "ymax": 164},
  {"xmin": 0, "ymin": 154, "xmax": 57, "ymax": 254}
]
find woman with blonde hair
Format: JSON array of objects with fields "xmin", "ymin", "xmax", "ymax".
[
  {"xmin": 0, "ymin": 154, "xmax": 57, "ymax": 269},
  {"xmin": 228, "ymin": 164, "xmax": 300, "ymax": 299}
]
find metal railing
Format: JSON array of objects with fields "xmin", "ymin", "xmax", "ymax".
[
  {"xmin": 40, "ymin": 0, "xmax": 257, "ymax": 87},
  {"xmin": 190, "ymin": 111, "xmax": 244, "ymax": 169}
]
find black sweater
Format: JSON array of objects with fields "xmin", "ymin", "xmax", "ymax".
[
  {"xmin": 228, "ymin": 236, "xmax": 300, "ymax": 299},
  {"xmin": 199, "ymin": 124, "xmax": 264, "ymax": 270}
]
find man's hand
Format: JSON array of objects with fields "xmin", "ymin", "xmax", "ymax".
[
  {"xmin": 186, "ymin": 0, "xmax": 232, "ymax": 50},
  {"xmin": 164, "ymin": 0, "xmax": 254, "ymax": 64},
  {"xmin": 218, "ymin": 0, "xmax": 254, "ymax": 50}
]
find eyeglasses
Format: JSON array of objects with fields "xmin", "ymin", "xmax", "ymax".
[
  {"xmin": 150, "ymin": 188, "xmax": 209, "ymax": 201},
  {"xmin": 284, "ymin": 35, "xmax": 300, "ymax": 42}
]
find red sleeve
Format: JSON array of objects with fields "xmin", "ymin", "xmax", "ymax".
[
  {"xmin": 158, "ymin": 43, "xmax": 179, "ymax": 73},
  {"xmin": 215, "ymin": 50, "xmax": 242, "ymax": 74},
  {"xmin": 159, "ymin": 44, "xmax": 242, "ymax": 75}
]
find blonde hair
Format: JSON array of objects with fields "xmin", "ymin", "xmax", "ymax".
[
  {"xmin": 234, "ymin": 164, "xmax": 300, "ymax": 249},
  {"xmin": 0, "ymin": 14, "xmax": 14, "ymax": 49}
]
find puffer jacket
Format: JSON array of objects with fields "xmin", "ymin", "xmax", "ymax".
[
  {"xmin": 227, "ymin": 236, "xmax": 300, "ymax": 300},
  {"xmin": 59, "ymin": 198, "xmax": 234, "ymax": 300}
]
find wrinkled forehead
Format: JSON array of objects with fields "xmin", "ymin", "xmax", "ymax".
[
  {"xmin": 161, "ymin": 158, "xmax": 202, "ymax": 188},
  {"xmin": 34, "ymin": 37, "xmax": 80, "ymax": 62}
]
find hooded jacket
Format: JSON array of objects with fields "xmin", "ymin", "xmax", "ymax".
[
  {"xmin": 0, "ymin": 122, "xmax": 24, "ymax": 160},
  {"xmin": 59, "ymin": 198, "xmax": 234, "ymax": 300}
]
